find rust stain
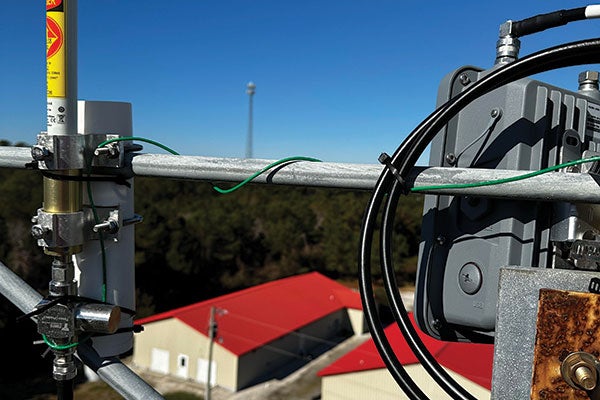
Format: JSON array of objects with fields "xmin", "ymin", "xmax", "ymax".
[{"xmin": 530, "ymin": 289, "xmax": 600, "ymax": 400}]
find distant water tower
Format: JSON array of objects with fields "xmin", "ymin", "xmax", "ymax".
[{"xmin": 246, "ymin": 81, "xmax": 256, "ymax": 158}]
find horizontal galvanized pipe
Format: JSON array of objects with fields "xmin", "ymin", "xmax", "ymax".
[
  {"xmin": 131, "ymin": 153, "xmax": 382, "ymax": 190},
  {"xmin": 0, "ymin": 261, "xmax": 43, "ymax": 315},
  {"xmin": 77, "ymin": 344, "xmax": 164, "ymax": 400},
  {"xmin": 0, "ymin": 146, "xmax": 34, "ymax": 169},
  {"xmin": 130, "ymin": 153, "xmax": 600, "ymax": 203},
  {"xmin": 2, "ymin": 147, "xmax": 600, "ymax": 202}
]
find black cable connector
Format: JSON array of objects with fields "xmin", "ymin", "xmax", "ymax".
[{"xmin": 511, "ymin": 7, "xmax": 586, "ymax": 37}]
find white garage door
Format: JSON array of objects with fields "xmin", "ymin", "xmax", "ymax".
[
  {"xmin": 150, "ymin": 348, "xmax": 170, "ymax": 374},
  {"xmin": 197, "ymin": 358, "xmax": 216, "ymax": 385}
]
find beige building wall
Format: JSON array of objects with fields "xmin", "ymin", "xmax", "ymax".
[
  {"xmin": 347, "ymin": 309, "xmax": 366, "ymax": 335},
  {"xmin": 321, "ymin": 365, "xmax": 490, "ymax": 400},
  {"xmin": 132, "ymin": 318, "xmax": 238, "ymax": 391}
]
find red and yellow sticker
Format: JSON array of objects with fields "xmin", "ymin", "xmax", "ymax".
[
  {"xmin": 46, "ymin": 0, "xmax": 62, "ymax": 10},
  {"xmin": 47, "ymin": 1, "xmax": 65, "ymax": 98}
]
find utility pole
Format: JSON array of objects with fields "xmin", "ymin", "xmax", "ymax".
[
  {"xmin": 245, "ymin": 81, "xmax": 256, "ymax": 158},
  {"xmin": 206, "ymin": 306, "xmax": 217, "ymax": 400}
]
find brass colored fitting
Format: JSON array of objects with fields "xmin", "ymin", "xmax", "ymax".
[
  {"xmin": 43, "ymin": 172, "xmax": 82, "ymax": 213},
  {"xmin": 43, "ymin": 171, "xmax": 82, "ymax": 256}
]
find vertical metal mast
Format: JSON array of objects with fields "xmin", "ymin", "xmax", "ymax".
[
  {"xmin": 245, "ymin": 82, "xmax": 256, "ymax": 158},
  {"xmin": 45, "ymin": 0, "xmax": 80, "ymax": 389},
  {"xmin": 45, "ymin": 0, "xmax": 80, "ymax": 255}
]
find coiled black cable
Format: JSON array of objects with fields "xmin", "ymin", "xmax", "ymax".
[{"xmin": 359, "ymin": 37, "xmax": 600, "ymax": 400}]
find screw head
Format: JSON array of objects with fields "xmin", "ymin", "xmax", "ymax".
[
  {"xmin": 445, "ymin": 153, "xmax": 457, "ymax": 165},
  {"xmin": 458, "ymin": 263, "xmax": 483, "ymax": 295},
  {"xmin": 31, "ymin": 145, "xmax": 50, "ymax": 161},
  {"xmin": 459, "ymin": 74, "xmax": 471, "ymax": 86},
  {"xmin": 31, "ymin": 224, "xmax": 47, "ymax": 239}
]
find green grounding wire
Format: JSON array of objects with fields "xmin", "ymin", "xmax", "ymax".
[
  {"xmin": 410, "ymin": 156, "xmax": 600, "ymax": 192},
  {"xmin": 42, "ymin": 334, "xmax": 80, "ymax": 350},
  {"xmin": 212, "ymin": 156, "xmax": 322, "ymax": 194},
  {"xmin": 88, "ymin": 137, "xmax": 180, "ymax": 303},
  {"xmin": 89, "ymin": 138, "xmax": 320, "ymax": 306}
]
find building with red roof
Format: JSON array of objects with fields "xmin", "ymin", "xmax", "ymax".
[
  {"xmin": 318, "ymin": 314, "xmax": 493, "ymax": 400},
  {"xmin": 132, "ymin": 272, "xmax": 365, "ymax": 391}
]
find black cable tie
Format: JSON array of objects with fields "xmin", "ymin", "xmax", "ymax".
[
  {"xmin": 41, "ymin": 171, "xmax": 132, "ymax": 188},
  {"xmin": 17, "ymin": 297, "xmax": 65, "ymax": 322},
  {"xmin": 378, "ymin": 152, "xmax": 409, "ymax": 194}
]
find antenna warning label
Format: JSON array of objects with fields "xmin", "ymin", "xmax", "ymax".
[{"xmin": 47, "ymin": 13, "xmax": 65, "ymax": 98}]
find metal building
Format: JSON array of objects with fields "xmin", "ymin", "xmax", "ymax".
[
  {"xmin": 132, "ymin": 272, "xmax": 365, "ymax": 391},
  {"xmin": 318, "ymin": 315, "xmax": 493, "ymax": 400}
]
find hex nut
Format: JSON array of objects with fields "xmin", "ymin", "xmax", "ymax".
[
  {"xmin": 561, "ymin": 352, "xmax": 598, "ymax": 391},
  {"xmin": 579, "ymin": 71, "xmax": 600, "ymax": 84}
]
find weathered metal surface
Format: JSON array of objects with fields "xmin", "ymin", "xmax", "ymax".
[
  {"xmin": 0, "ymin": 146, "xmax": 34, "ymax": 169},
  {"xmin": 531, "ymin": 289, "xmax": 600, "ymax": 400},
  {"xmin": 492, "ymin": 268, "xmax": 600, "ymax": 399}
]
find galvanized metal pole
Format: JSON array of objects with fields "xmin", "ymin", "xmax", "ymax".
[
  {"xmin": 4, "ymin": 147, "xmax": 600, "ymax": 202},
  {"xmin": 45, "ymin": 0, "xmax": 82, "ymax": 390},
  {"xmin": 246, "ymin": 82, "xmax": 256, "ymax": 158},
  {"xmin": 206, "ymin": 306, "xmax": 216, "ymax": 400},
  {"xmin": 45, "ymin": 0, "xmax": 81, "ymax": 245},
  {"xmin": 77, "ymin": 344, "xmax": 164, "ymax": 400},
  {"xmin": 0, "ymin": 261, "xmax": 43, "ymax": 315}
]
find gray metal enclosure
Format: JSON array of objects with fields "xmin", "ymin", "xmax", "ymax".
[{"xmin": 416, "ymin": 66, "xmax": 600, "ymax": 342}]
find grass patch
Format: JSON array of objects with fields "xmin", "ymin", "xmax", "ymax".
[{"xmin": 164, "ymin": 391, "xmax": 204, "ymax": 400}]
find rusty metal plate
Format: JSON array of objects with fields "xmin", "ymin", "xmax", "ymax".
[{"xmin": 531, "ymin": 289, "xmax": 600, "ymax": 399}]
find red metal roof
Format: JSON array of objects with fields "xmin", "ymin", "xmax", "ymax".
[
  {"xmin": 318, "ymin": 314, "xmax": 493, "ymax": 390},
  {"xmin": 136, "ymin": 272, "xmax": 362, "ymax": 356}
]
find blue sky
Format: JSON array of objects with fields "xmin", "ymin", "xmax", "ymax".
[{"xmin": 0, "ymin": 1, "xmax": 598, "ymax": 163}]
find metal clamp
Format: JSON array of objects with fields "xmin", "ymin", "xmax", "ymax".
[
  {"xmin": 33, "ymin": 133, "xmax": 85, "ymax": 170},
  {"xmin": 32, "ymin": 209, "xmax": 85, "ymax": 248}
]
